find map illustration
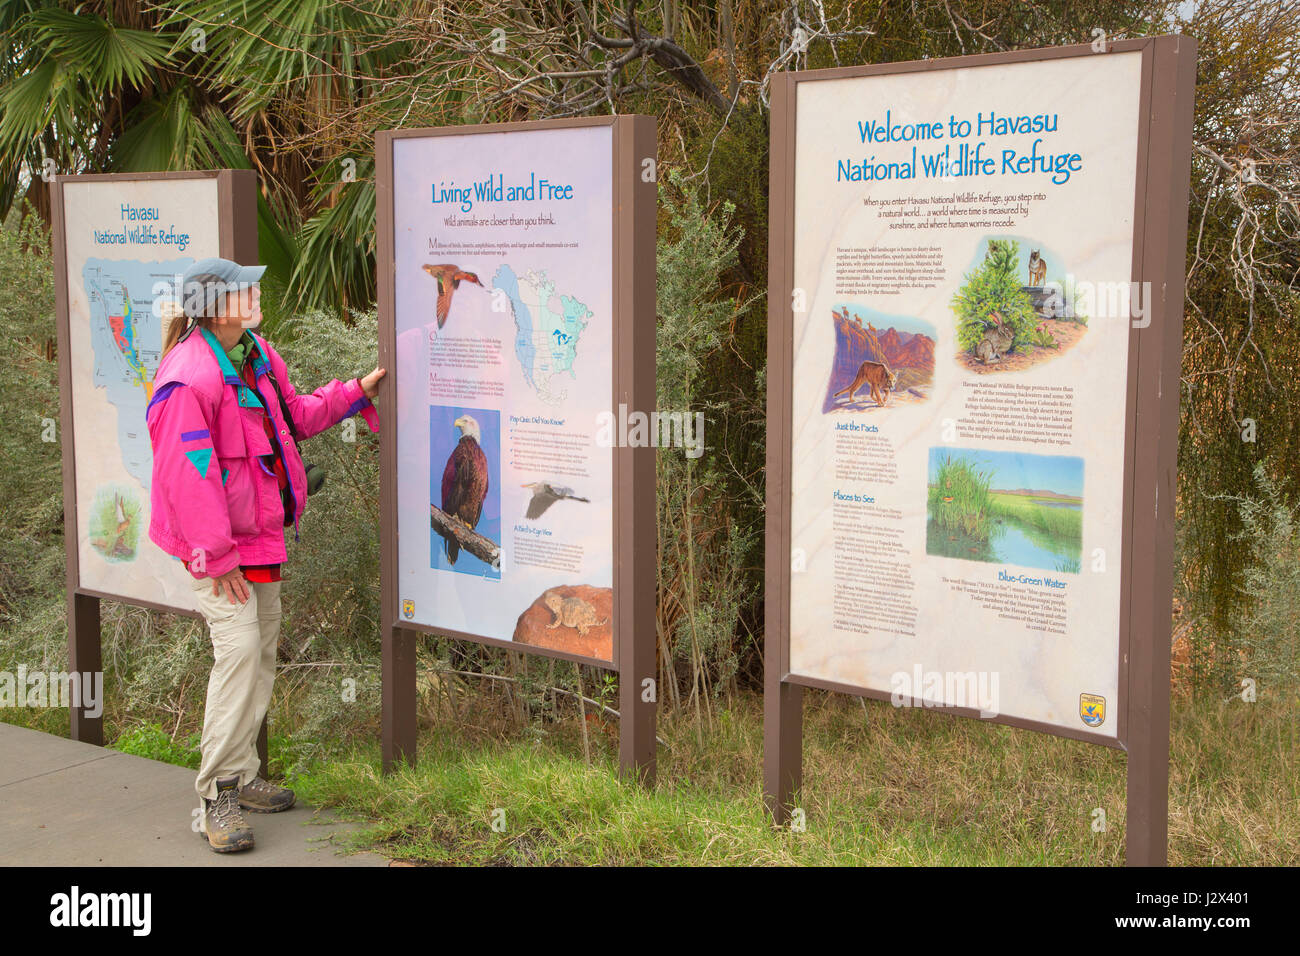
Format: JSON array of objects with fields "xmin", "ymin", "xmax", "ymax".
[
  {"xmin": 492, "ymin": 264, "xmax": 591, "ymax": 405},
  {"xmin": 84, "ymin": 257, "xmax": 192, "ymax": 490}
]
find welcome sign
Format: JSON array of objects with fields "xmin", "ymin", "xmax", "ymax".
[{"xmin": 764, "ymin": 38, "xmax": 1197, "ymax": 865}]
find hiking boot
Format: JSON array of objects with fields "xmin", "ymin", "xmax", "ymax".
[
  {"xmin": 239, "ymin": 776, "xmax": 296, "ymax": 813},
  {"xmin": 201, "ymin": 775, "xmax": 254, "ymax": 853}
]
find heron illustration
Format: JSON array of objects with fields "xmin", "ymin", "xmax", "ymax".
[{"xmin": 521, "ymin": 481, "xmax": 590, "ymax": 520}]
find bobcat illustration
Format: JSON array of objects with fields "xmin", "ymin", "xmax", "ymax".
[
  {"xmin": 1027, "ymin": 249, "xmax": 1047, "ymax": 287},
  {"xmin": 833, "ymin": 359, "xmax": 897, "ymax": 407},
  {"xmin": 974, "ymin": 311, "xmax": 1015, "ymax": 364}
]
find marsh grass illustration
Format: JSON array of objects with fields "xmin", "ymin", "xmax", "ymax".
[
  {"xmin": 1055, "ymin": 555, "xmax": 1083, "ymax": 574},
  {"xmin": 988, "ymin": 491, "xmax": 1082, "ymax": 542},
  {"xmin": 928, "ymin": 455, "xmax": 995, "ymax": 538},
  {"xmin": 926, "ymin": 451, "xmax": 1083, "ymax": 572}
]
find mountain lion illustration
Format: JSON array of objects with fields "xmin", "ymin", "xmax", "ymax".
[{"xmin": 833, "ymin": 359, "xmax": 897, "ymax": 407}]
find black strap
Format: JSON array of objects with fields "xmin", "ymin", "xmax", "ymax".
[{"xmin": 257, "ymin": 345, "xmax": 301, "ymax": 443}]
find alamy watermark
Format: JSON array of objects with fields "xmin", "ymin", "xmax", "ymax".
[
  {"xmin": 49, "ymin": 886, "xmax": 150, "ymax": 936},
  {"xmin": 890, "ymin": 664, "xmax": 1000, "ymax": 719},
  {"xmin": 0, "ymin": 667, "xmax": 103, "ymax": 718},
  {"xmin": 1041, "ymin": 276, "xmax": 1154, "ymax": 327},
  {"xmin": 595, "ymin": 403, "xmax": 705, "ymax": 459},
  {"xmin": 149, "ymin": 275, "xmax": 260, "ymax": 322}
]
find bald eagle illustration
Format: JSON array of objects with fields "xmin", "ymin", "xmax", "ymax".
[
  {"xmin": 522, "ymin": 481, "xmax": 590, "ymax": 520},
  {"xmin": 422, "ymin": 264, "xmax": 483, "ymax": 328},
  {"xmin": 439, "ymin": 414, "xmax": 489, "ymax": 565}
]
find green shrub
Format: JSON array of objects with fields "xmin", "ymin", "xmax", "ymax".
[
  {"xmin": 951, "ymin": 240, "xmax": 1037, "ymax": 353},
  {"xmin": 1230, "ymin": 463, "xmax": 1300, "ymax": 698},
  {"xmin": 0, "ymin": 209, "xmax": 65, "ymax": 681},
  {"xmin": 654, "ymin": 172, "xmax": 759, "ymax": 710}
]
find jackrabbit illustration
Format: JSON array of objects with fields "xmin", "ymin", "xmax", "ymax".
[{"xmin": 974, "ymin": 311, "xmax": 1015, "ymax": 365}]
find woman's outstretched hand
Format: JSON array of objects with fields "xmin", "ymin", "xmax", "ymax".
[{"xmin": 360, "ymin": 367, "xmax": 386, "ymax": 399}]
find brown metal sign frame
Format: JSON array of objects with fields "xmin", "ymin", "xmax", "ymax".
[
  {"xmin": 52, "ymin": 168, "xmax": 260, "ymax": 750},
  {"xmin": 375, "ymin": 115, "xmax": 658, "ymax": 783},
  {"xmin": 762, "ymin": 37, "xmax": 1196, "ymax": 865}
]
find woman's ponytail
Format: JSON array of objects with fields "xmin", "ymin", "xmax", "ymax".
[{"xmin": 160, "ymin": 301, "xmax": 192, "ymax": 360}]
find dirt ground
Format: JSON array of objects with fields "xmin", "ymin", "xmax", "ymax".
[
  {"xmin": 828, "ymin": 383, "xmax": 930, "ymax": 412},
  {"xmin": 956, "ymin": 318, "xmax": 1088, "ymax": 374}
]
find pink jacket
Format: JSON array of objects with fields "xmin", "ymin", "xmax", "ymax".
[{"xmin": 146, "ymin": 326, "xmax": 378, "ymax": 578}]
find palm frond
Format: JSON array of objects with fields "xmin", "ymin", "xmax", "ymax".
[
  {"xmin": 25, "ymin": 8, "xmax": 174, "ymax": 92},
  {"xmin": 286, "ymin": 156, "xmax": 375, "ymax": 314}
]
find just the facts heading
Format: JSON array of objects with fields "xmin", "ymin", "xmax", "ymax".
[
  {"xmin": 431, "ymin": 172, "xmax": 576, "ymax": 213},
  {"xmin": 836, "ymin": 110, "xmax": 1083, "ymax": 186}
]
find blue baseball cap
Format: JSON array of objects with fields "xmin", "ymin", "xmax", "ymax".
[{"xmin": 180, "ymin": 257, "xmax": 266, "ymax": 318}]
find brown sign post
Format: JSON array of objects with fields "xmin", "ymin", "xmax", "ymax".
[
  {"xmin": 52, "ymin": 169, "xmax": 260, "ymax": 758},
  {"xmin": 375, "ymin": 116, "xmax": 658, "ymax": 782},
  {"xmin": 763, "ymin": 37, "xmax": 1196, "ymax": 864}
]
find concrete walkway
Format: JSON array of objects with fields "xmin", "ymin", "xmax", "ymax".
[{"xmin": 0, "ymin": 723, "xmax": 388, "ymax": 866}]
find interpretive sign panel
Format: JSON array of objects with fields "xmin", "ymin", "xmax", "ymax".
[
  {"xmin": 377, "ymin": 116, "xmax": 657, "ymax": 779},
  {"xmin": 764, "ymin": 38, "xmax": 1196, "ymax": 864}
]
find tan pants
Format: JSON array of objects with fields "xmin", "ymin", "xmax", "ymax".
[{"xmin": 188, "ymin": 574, "xmax": 282, "ymax": 802}]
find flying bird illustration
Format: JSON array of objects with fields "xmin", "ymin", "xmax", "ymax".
[
  {"xmin": 422, "ymin": 264, "xmax": 483, "ymax": 328},
  {"xmin": 521, "ymin": 481, "xmax": 590, "ymax": 520},
  {"xmin": 439, "ymin": 414, "xmax": 489, "ymax": 565}
]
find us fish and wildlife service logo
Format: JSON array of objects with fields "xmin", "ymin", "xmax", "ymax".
[
  {"xmin": 1079, "ymin": 693, "xmax": 1106, "ymax": 727},
  {"xmin": 401, "ymin": 599, "xmax": 414, "ymax": 620}
]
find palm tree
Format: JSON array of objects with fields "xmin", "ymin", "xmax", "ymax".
[
  {"xmin": 0, "ymin": 3, "xmax": 172, "ymax": 217},
  {"xmin": 0, "ymin": 0, "xmax": 412, "ymax": 316}
]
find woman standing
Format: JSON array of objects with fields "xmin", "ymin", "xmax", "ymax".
[{"xmin": 146, "ymin": 257, "xmax": 384, "ymax": 853}]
